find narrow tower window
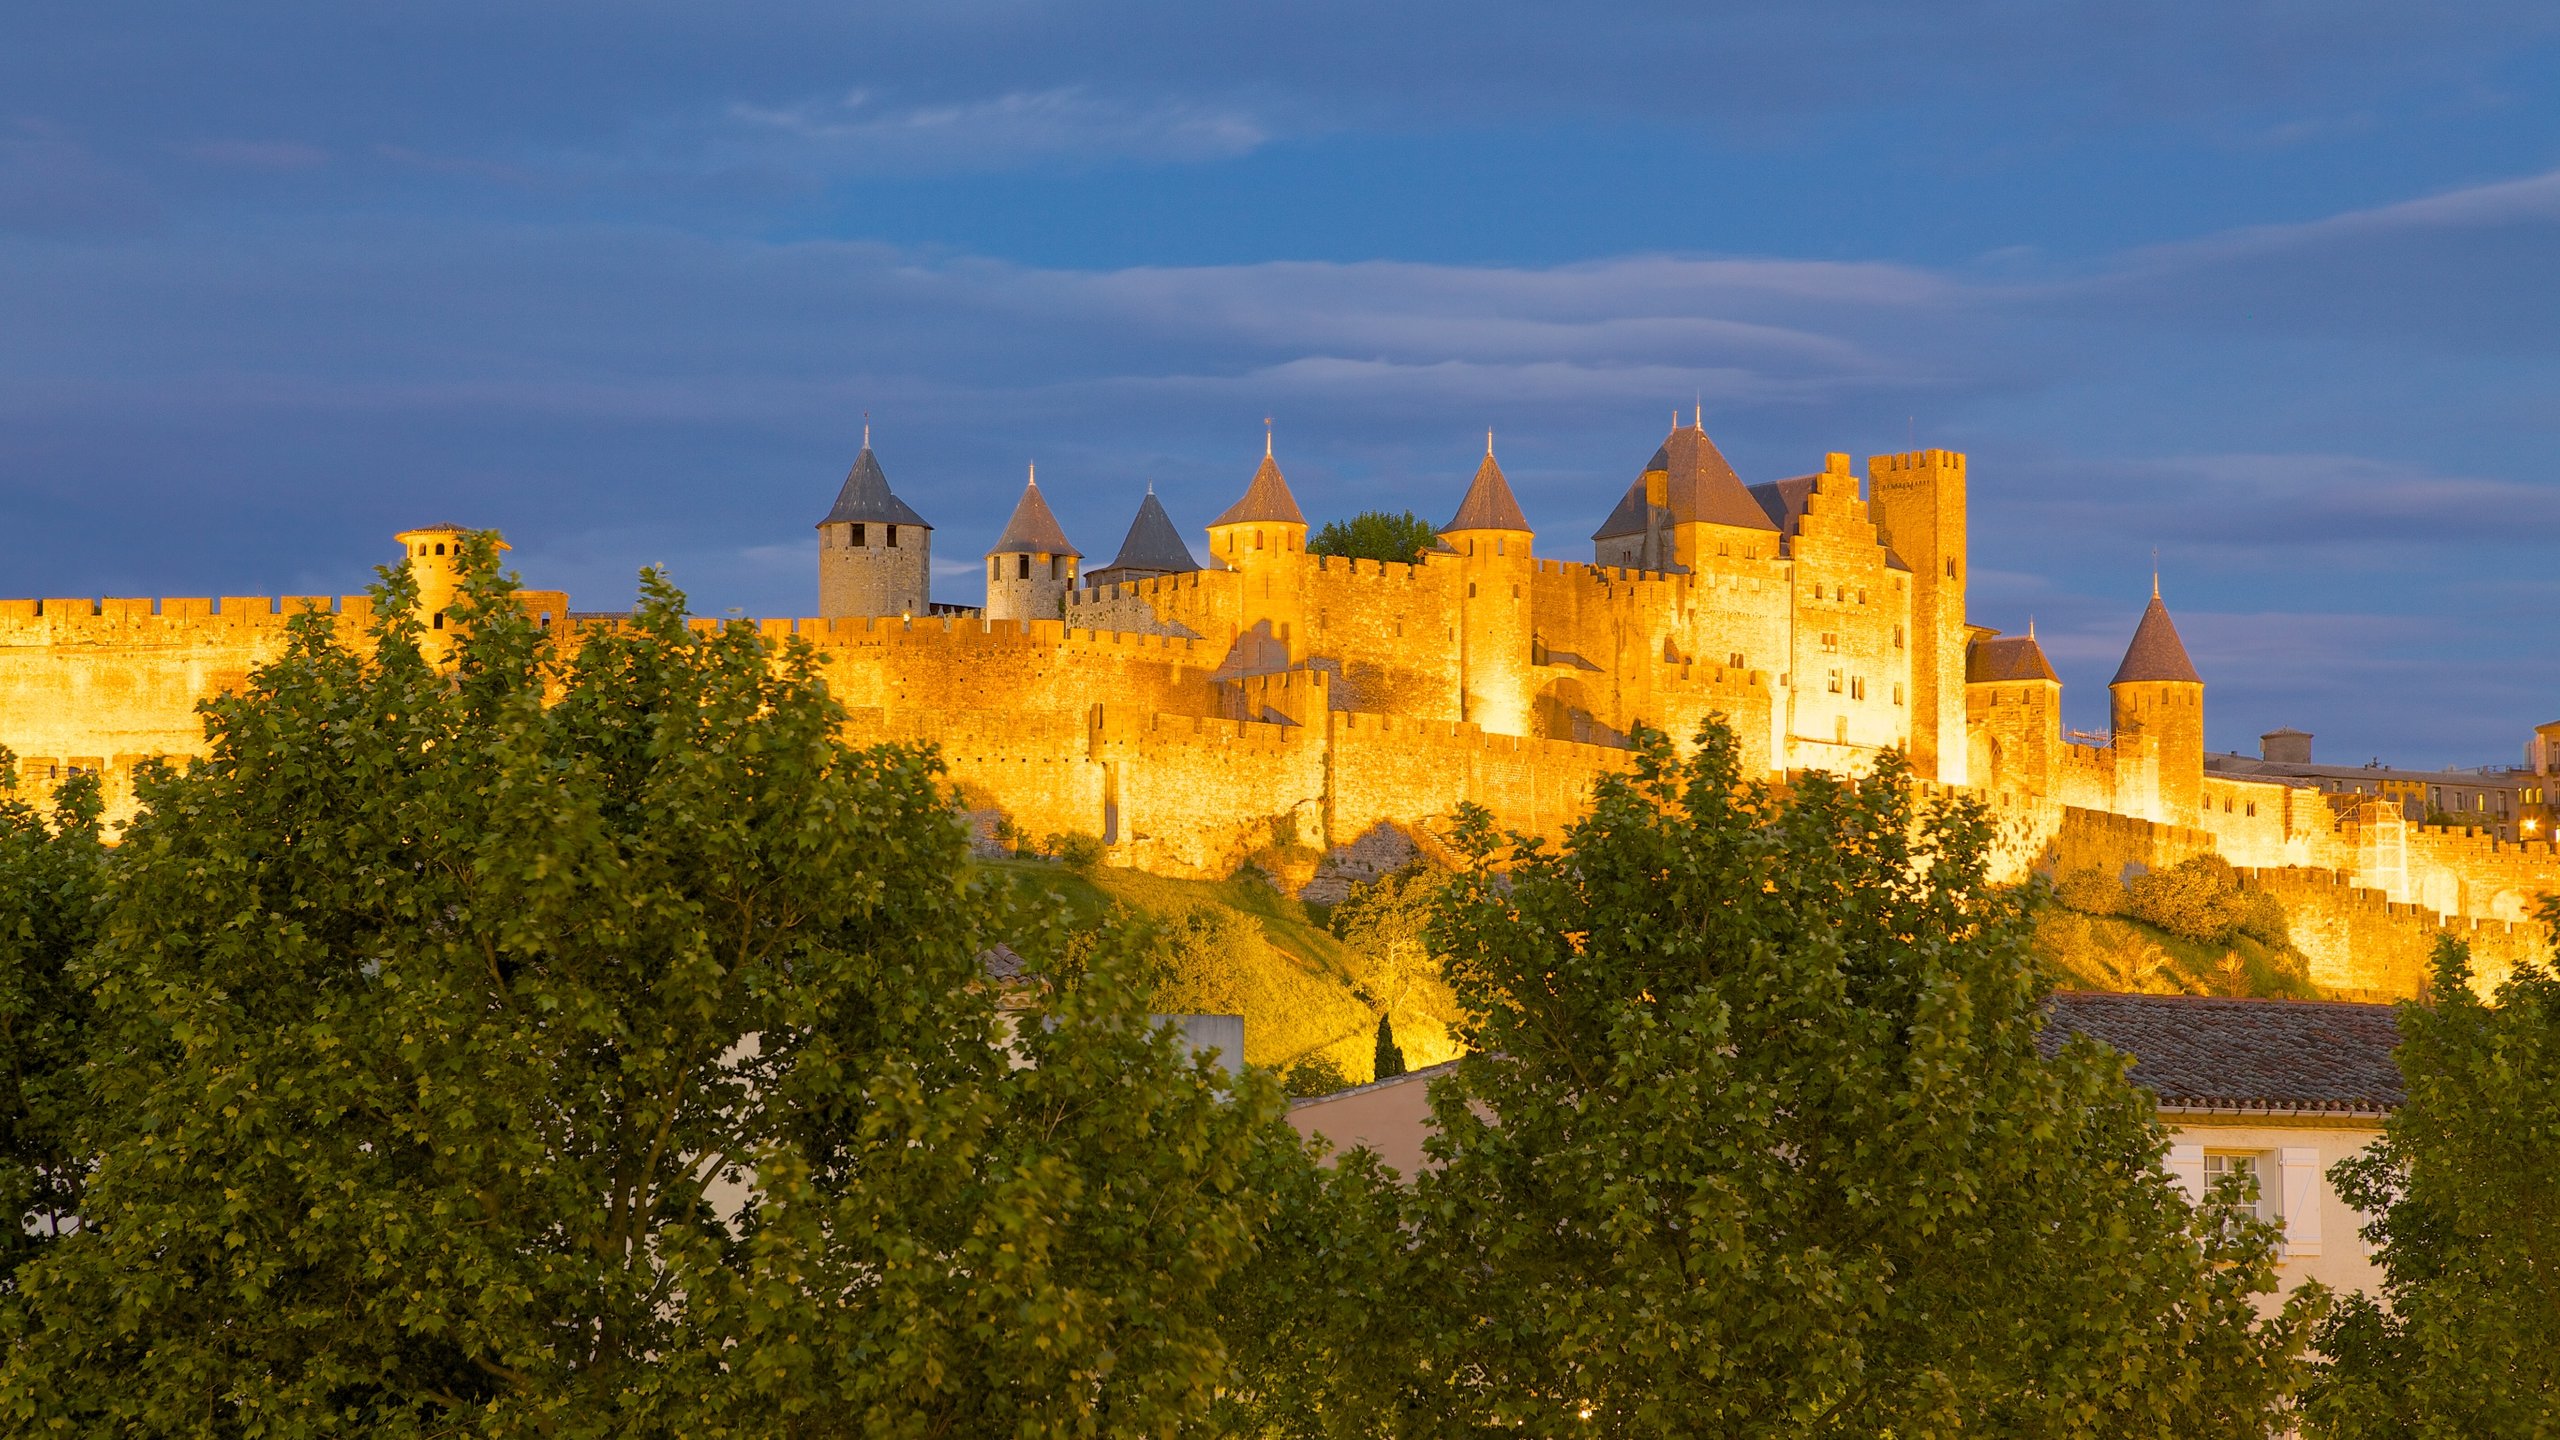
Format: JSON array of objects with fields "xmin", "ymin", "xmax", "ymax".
[
  {"xmin": 1018, "ymin": 554, "xmax": 1031, "ymax": 579},
  {"xmin": 886, "ymin": 525, "xmax": 898, "ymax": 548},
  {"xmin": 852, "ymin": 523, "xmax": 866, "ymax": 547}
]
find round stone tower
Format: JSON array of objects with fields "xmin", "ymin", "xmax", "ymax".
[
  {"xmin": 1441, "ymin": 435, "xmax": 1535, "ymax": 737},
  {"xmin": 816, "ymin": 432, "xmax": 933, "ymax": 619},
  {"xmin": 394, "ymin": 524, "xmax": 502, "ymax": 666},
  {"xmin": 984, "ymin": 466, "xmax": 1081, "ymax": 622},
  {"xmin": 2109, "ymin": 579, "xmax": 2206, "ymax": 826},
  {"xmin": 1203, "ymin": 435, "xmax": 1310, "ymax": 663}
]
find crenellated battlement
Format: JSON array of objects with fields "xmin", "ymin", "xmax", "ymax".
[{"xmin": 0, "ymin": 594, "xmax": 372, "ymax": 640}]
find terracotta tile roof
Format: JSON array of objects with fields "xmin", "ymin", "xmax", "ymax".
[
  {"xmin": 1096, "ymin": 490, "xmax": 1198, "ymax": 576},
  {"xmin": 817, "ymin": 446, "xmax": 932, "ymax": 529},
  {"xmin": 986, "ymin": 475, "xmax": 1081, "ymax": 558},
  {"xmin": 2042, "ymin": 992, "xmax": 2403, "ymax": 1117},
  {"xmin": 2111, "ymin": 592, "xmax": 2203, "ymax": 685},
  {"xmin": 1968, "ymin": 634, "xmax": 2060, "ymax": 684},
  {"xmin": 1211, "ymin": 454, "xmax": 1307, "ymax": 527},
  {"xmin": 1661, "ymin": 424, "xmax": 1778, "ymax": 533},
  {"xmin": 1442, "ymin": 452, "xmax": 1531, "ymax": 533}
]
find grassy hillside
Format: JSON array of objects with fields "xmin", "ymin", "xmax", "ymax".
[
  {"xmin": 2032, "ymin": 908, "xmax": 2321, "ymax": 999},
  {"xmin": 979, "ymin": 860, "xmax": 1465, "ymax": 1082}
]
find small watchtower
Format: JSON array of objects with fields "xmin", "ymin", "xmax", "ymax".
[
  {"xmin": 985, "ymin": 467, "xmax": 1081, "ymax": 622},
  {"xmin": 1442, "ymin": 434, "xmax": 1535, "ymax": 735},
  {"xmin": 816, "ymin": 432, "xmax": 933, "ymax": 619},
  {"xmin": 394, "ymin": 524, "xmax": 502, "ymax": 667},
  {"xmin": 2109, "ymin": 579, "xmax": 2206, "ymax": 825}
]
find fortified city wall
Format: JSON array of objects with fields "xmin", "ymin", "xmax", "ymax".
[{"xmin": 7, "ymin": 422, "xmax": 2556, "ymax": 1002}]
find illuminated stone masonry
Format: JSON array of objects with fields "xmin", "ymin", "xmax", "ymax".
[{"xmin": 6, "ymin": 420, "xmax": 2553, "ymax": 995}]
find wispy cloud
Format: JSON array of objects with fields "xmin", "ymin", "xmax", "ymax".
[{"xmin": 710, "ymin": 86, "xmax": 1271, "ymax": 174}]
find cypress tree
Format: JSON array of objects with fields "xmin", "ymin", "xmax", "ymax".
[{"xmin": 1373, "ymin": 1012, "xmax": 1407, "ymax": 1080}]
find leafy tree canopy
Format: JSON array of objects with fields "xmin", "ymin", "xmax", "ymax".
[
  {"xmin": 2304, "ymin": 935, "xmax": 2560, "ymax": 1438},
  {"xmin": 1405, "ymin": 723, "xmax": 2312, "ymax": 1436},
  {"xmin": 1309, "ymin": 511, "xmax": 1440, "ymax": 566},
  {"xmin": 0, "ymin": 538, "xmax": 1326, "ymax": 1439},
  {"xmin": 0, "ymin": 763, "xmax": 105, "ymax": 1288}
]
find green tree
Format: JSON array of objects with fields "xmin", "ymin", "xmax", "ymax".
[
  {"xmin": 1310, "ymin": 510, "xmax": 1440, "ymax": 565},
  {"xmin": 0, "ymin": 763, "xmax": 106, "ymax": 1288},
  {"xmin": 2302, "ymin": 935, "xmax": 2560, "ymax": 1438},
  {"xmin": 1372, "ymin": 1013, "xmax": 1407, "ymax": 1080},
  {"xmin": 2125, "ymin": 853, "xmax": 2290, "ymax": 948},
  {"xmin": 0, "ymin": 538, "xmax": 1319, "ymax": 1438},
  {"xmin": 1407, "ymin": 722, "xmax": 2311, "ymax": 1436}
]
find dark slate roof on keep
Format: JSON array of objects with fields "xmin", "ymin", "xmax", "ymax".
[
  {"xmin": 816, "ymin": 447, "xmax": 931, "ymax": 530},
  {"xmin": 1661, "ymin": 424, "xmax": 1779, "ymax": 533},
  {"xmin": 1968, "ymin": 634, "xmax": 2061, "ymax": 684},
  {"xmin": 1592, "ymin": 475, "xmax": 1657, "ymax": 541},
  {"xmin": 986, "ymin": 477, "xmax": 1081, "ymax": 558},
  {"xmin": 1099, "ymin": 491, "xmax": 1198, "ymax": 575},
  {"xmin": 2111, "ymin": 592, "xmax": 2204, "ymax": 686},
  {"xmin": 2042, "ymin": 992, "xmax": 2403, "ymax": 1116},
  {"xmin": 1747, "ymin": 476, "xmax": 1817, "ymax": 535},
  {"xmin": 1443, "ymin": 453, "xmax": 1532, "ymax": 533},
  {"xmin": 1211, "ymin": 454, "xmax": 1308, "ymax": 527}
]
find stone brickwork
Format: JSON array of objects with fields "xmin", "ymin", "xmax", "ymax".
[{"xmin": 8, "ymin": 423, "xmax": 2559, "ymax": 1005}]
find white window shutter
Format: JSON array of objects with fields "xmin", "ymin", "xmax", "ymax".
[
  {"xmin": 2279, "ymin": 1146, "xmax": 2323, "ymax": 1257},
  {"xmin": 2168, "ymin": 1142, "xmax": 2206, "ymax": 1203}
]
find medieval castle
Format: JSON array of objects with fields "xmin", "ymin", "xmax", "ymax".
[{"xmin": 3, "ymin": 418, "xmax": 2552, "ymax": 996}]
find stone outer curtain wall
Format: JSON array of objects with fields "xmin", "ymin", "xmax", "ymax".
[{"xmin": 14, "ymin": 425, "xmax": 2560, "ymax": 1008}]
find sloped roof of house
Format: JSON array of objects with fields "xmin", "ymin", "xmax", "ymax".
[
  {"xmin": 2112, "ymin": 591, "xmax": 2203, "ymax": 686},
  {"xmin": 1443, "ymin": 452, "xmax": 1531, "ymax": 533},
  {"xmin": 1211, "ymin": 454, "xmax": 1308, "ymax": 527},
  {"xmin": 1968, "ymin": 634, "xmax": 2061, "ymax": 684},
  {"xmin": 986, "ymin": 474, "xmax": 1081, "ymax": 558},
  {"xmin": 1098, "ymin": 490, "xmax": 1198, "ymax": 575},
  {"xmin": 2042, "ymin": 992, "xmax": 2403, "ymax": 1117},
  {"xmin": 817, "ymin": 446, "xmax": 931, "ymax": 529}
]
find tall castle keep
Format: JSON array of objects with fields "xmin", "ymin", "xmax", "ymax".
[{"xmin": 3, "ymin": 418, "xmax": 2552, "ymax": 996}]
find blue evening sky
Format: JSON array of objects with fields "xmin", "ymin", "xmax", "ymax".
[{"xmin": 5, "ymin": 3, "xmax": 2558, "ymax": 764}]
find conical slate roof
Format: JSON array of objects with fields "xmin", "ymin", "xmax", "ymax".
[
  {"xmin": 1591, "ymin": 477, "xmax": 1655, "ymax": 541},
  {"xmin": 1442, "ymin": 452, "xmax": 1531, "ymax": 533},
  {"xmin": 2111, "ymin": 590, "xmax": 2203, "ymax": 685},
  {"xmin": 816, "ymin": 446, "xmax": 930, "ymax": 529},
  {"xmin": 986, "ymin": 474, "xmax": 1081, "ymax": 558},
  {"xmin": 1661, "ymin": 424, "xmax": 1777, "ymax": 532},
  {"xmin": 1210, "ymin": 453, "xmax": 1307, "ymax": 527},
  {"xmin": 1101, "ymin": 490, "xmax": 1198, "ymax": 574}
]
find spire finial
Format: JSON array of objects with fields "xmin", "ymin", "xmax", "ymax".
[
  {"xmin": 1263, "ymin": 415, "xmax": 1273, "ymax": 459},
  {"xmin": 1693, "ymin": 395, "xmax": 1702, "ymax": 429},
  {"xmin": 862, "ymin": 411, "xmax": 870, "ymax": 448},
  {"xmin": 1028, "ymin": 462, "xmax": 1037, "ymax": 488},
  {"xmin": 2151, "ymin": 548, "xmax": 2160, "ymax": 600},
  {"xmin": 1146, "ymin": 479, "xmax": 1154, "ymax": 496},
  {"xmin": 1486, "ymin": 426, "xmax": 1494, "ymax": 458},
  {"xmin": 2029, "ymin": 615, "xmax": 2037, "ymax": 639}
]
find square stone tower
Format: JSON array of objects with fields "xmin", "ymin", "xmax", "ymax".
[{"xmin": 1867, "ymin": 450, "xmax": 1969, "ymax": 785}]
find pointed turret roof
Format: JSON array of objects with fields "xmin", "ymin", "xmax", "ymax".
[
  {"xmin": 1661, "ymin": 422, "xmax": 1777, "ymax": 532},
  {"xmin": 1442, "ymin": 450, "xmax": 1531, "ymax": 533},
  {"xmin": 816, "ymin": 445, "xmax": 930, "ymax": 529},
  {"xmin": 1210, "ymin": 451, "xmax": 1307, "ymax": 528},
  {"xmin": 986, "ymin": 471, "xmax": 1081, "ymax": 558},
  {"xmin": 2111, "ymin": 588, "xmax": 2203, "ymax": 685},
  {"xmin": 1100, "ymin": 489, "xmax": 1198, "ymax": 574},
  {"xmin": 1591, "ymin": 477, "xmax": 1655, "ymax": 541}
]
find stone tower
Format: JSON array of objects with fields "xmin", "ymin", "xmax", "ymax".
[
  {"xmin": 1659, "ymin": 417, "xmax": 1780, "ymax": 572},
  {"xmin": 1087, "ymin": 487, "xmax": 1199, "ymax": 589},
  {"xmin": 1966, "ymin": 627, "xmax": 2061, "ymax": 798},
  {"xmin": 1442, "ymin": 437, "xmax": 1535, "ymax": 736},
  {"xmin": 1205, "ymin": 437, "xmax": 1309, "ymax": 663},
  {"xmin": 984, "ymin": 467, "xmax": 1081, "ymax": 622},
  {"xmin": 1868, "ymin": 449, "xmax": 1970, "ymax": 785},
  {"xmin": 2109, "ymin": 581, "xmax": 2205, "ymax": 826},
  {"xmin": 816, "ymin": 436, "xmax": 933, "ymax": 619},
  {"xmin": 1592, "ymin": 447, "xmax": 1674, "ymax": 571},
  {"xmin": 394, "ymin": 523, "xmax": 500, "ymax": 667}
]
